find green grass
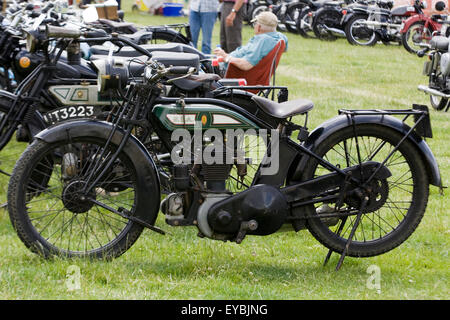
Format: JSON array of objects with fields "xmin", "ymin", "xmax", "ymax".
[{"xmin": 0, "ymin": 0, "xmax": 448, "ymax": 299}]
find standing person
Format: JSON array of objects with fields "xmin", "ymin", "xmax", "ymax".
[
  {"xmin": 220, "ymin": 0, "xmax": 246, "ymax": 53},
  {"xmin": 189, "ymin": 0, "xmax": 219, "ymax": 54}
]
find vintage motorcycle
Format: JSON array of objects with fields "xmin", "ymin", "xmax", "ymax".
[
  {"xmin": 5, "ymin": 25, "xmax": 442, "ymax": 270},
  {"xmin": 417, "ymin": 34, "xmax": 450, "ymax": 111},
  {"xmin": 401, "ymin": 0, "xmax": 446, "ymax": 54},
  {"xmin": 343, "ymin": 0, "xmax": 416, "ymax": 46}
]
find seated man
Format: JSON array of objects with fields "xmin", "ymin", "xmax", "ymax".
[{"xmin": 213, "ymin": 11, "xmax": 288, "ymax": 72}]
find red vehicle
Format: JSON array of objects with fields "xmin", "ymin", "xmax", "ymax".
[{"xmin": 400, "ymin": 0, "xmax": 446, "ymax": 53}]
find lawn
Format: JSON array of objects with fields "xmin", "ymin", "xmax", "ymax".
[{"xmin": 0, "ymin": 0, "xmax": 448, "ymax": 299}]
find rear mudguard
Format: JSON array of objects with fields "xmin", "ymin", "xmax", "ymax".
[
  {"xmin": 34, "ymin": 119, "xmax": 161, "ymax": 226},
  {"xmin": 289, "ymin": 114, "xmax": 442, "ymax": 188},
  {"xmin": 0, "ymin": 89, "xmax": 47, "ymax": 140}
]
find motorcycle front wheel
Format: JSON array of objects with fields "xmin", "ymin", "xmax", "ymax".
[
  {"xmin": 402, "ymin": 21, "xmax": 433, "ymax": 54},
  {"xmin": 8, "ymin": 137, "xmax": 146, "ymax": 259},
  {"xmin": 430, "ymin": 95, "xmax": 448, "ymax": 111},
  {"xmin": 301, "ymin": 124, "xmax": 429, "ymax": 257}
]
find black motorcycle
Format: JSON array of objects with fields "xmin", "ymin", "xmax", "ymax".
[
  {"xmin": 343, "ymin": 0, "xmax": 423, "ymax": 46},
  {"xmin": 5, "ymin": 25, "xmax": 442, "ymax": 271},
  {"xmin": 311, "ymin": 0, "xmax": 356, "ymax": 41}
]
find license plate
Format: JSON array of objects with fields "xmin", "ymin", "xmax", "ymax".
[{"xmin": 43, "ymin": 106, "xmax": 100, "ymax": 125}]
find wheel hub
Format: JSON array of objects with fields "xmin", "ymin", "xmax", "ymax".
[
  {"xmin": 345, "ymin": 178, "xmax": 389, "ymax": 213},
  {"xmin": 62, "ymin": 180, "xmax": 96, "ymax": 214}
]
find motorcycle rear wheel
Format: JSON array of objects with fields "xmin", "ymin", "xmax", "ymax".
[
  {"xmin": 301, "ymin": 124, "xmax": 429, "ymax": 257},
  {"xmin": 312, "ymin": 9, "xmax": 342, "ymax": 41},
  {"xmin": 345, "ymin": 15, "xmax": 379, "ymax": 46}
]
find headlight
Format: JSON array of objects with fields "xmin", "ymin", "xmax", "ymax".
[
  {"xmin": 92, "ymin": 58, "xmax": 129, "ymax": 93},
  {"xmin": 421, "ymin": 1, "xmax": 427, "ymax": 9}
]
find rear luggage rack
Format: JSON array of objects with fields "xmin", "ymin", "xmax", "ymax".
[{"xmin": 338, "ymin": 104, "xmax": 433, "ymax": 138}]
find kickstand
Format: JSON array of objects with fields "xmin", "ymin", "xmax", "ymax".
[
  {"xmin": 0, "ymin": 202, "xmax": 7, "ymax": 210},
  {"xmin": 323, "ymin": 216, "xmax": 348, "ymax": 266},
  {"xmin": 0, "ymin": 168, "xmax": 11, "ymax": 177},
  {"xmin": 334, "ymin": 196, "xmax": 368, "ymax": 271}
]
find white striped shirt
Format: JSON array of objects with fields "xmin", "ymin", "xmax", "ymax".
[{"xmin": 189, "ymin": 0, "xmax": 219, "ymax": 12}]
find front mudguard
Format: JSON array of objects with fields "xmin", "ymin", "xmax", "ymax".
[
  {"xmin": 35, "ymin": 119, "xmax": 161, "ymax": 226},
  {"xmin": 289, "ymin": 114, "xmax": 442, "ymax": 188}
]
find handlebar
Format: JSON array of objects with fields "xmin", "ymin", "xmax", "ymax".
[{"xmin": 46, "ymin": 25, "xmax": 81, "ymax": 38}]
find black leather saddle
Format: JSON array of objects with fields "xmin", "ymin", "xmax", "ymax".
[{"xmin": 251, "ymin": 95, "xmax": 314, "ymax": 119}]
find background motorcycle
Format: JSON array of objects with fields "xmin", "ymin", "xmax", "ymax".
[
  {"xmin": 311, "ymin": 0, "xmax": 357, "ymax": 41},
  {"xmin": 401, "ymin": 0, "xmax": 446, "ymax": 54},
  {"xmin": 417, "ymin": 34, "xmax": 450, "ymax": 111},
  {"xmin": 343, "ymin": 0, "xmax": 416, "ymax": 46}
]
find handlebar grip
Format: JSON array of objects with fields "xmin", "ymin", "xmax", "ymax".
[
  {"xmin": 168, "ymin": 66, "xmax": 196, "ymax": 75},
  {"xmin": 84, "ymin": 29, "xmax": 108, "ymax": 38},
  {"xmin": 46, "ymin": 25, "xmax": 81, "ymax": 39}
]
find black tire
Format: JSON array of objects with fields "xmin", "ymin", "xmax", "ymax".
[
  {"xmin": 251, "ymin": 4, "xmax": 269, "ymax": 22},
  {"xmin": 8, "ymin": 137, "xmax": 145, "ymax": 259},
  {"xmin": 297, "ymin": 8, "xmax": 315, "ymax": 38},
  {"xmin": 402, "ymin": 21, "xmax": 433, "ymax": 54},
  {"xmin": 301, "ymin": 124, "xmax": 429, "ymax": 257},
  {"xmin": 345, "ymin": 14, "xmax": 379, "ymax": 46},
  {"xmin": 312, "ymin": 9, "xmax": 342, "ymax": 41},
  {"xmin": 429, "ymin": 95, "xmax": 448, "ymax": 111},
  {"xmin": 284, "ymin": 3, "xmax": 306, "ymax": 33}
]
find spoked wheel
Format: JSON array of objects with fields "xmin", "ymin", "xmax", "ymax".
[
  {"xmin": 8, "ymin": 137, "xmax": 146, "ymax": 259},
  {"xmin": 402, "ymin": 21, "xmax": 433, "ymax": 54},
  {"xmin": 225, "ymin": 130, "xmax": 267, "ymax": 193},
  {"xmin": 301, "ymin": 124, "xmax": 429, "ymax": 257},
  {"xmin": 345, "ymin": 15, "xmax": 379, "ymax": 46}
]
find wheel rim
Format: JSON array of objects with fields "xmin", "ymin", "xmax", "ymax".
[
  {"xmin": 20, "ymin": 138, "xmax": 138, "ymax": 256},
  {"xmin": 350, "ymin": 19, "xmax": 377, "ymax": 45}
]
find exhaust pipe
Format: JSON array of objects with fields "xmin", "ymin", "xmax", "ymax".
[
  {"xmin": 418, "ymin": 85, "xmax": 450, "ymax": 98},
  {"xmin": 322, "ymin": 25, "xmax": 346, "ymax": 37},
  {"xmin": 363, "ymin": 20, "xmax": 401, "ymax": 29}
]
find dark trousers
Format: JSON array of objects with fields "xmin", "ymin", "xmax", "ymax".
[{"xmin": 220, "ymin": 2, "xmax": 246, "ymax": 53}]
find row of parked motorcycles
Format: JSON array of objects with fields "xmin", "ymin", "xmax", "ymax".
[
  {"xmin": 246, "ymin": 0, "xmax": 450, "ymax": 54},
  {"xmin": 0, "ymin": 0, "xmax": 444, "ymax": 270}
]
